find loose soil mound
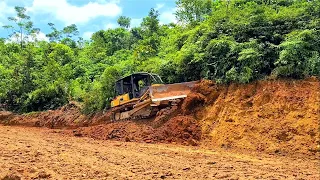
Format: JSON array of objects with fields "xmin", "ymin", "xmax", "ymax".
[
  {"xmin": 1, "ymin": 102, "xmax": 111, "ymax": 128},
  {"xmin": 181, "ymin": 93, "xmax": 206, "ymax": 115},
  {"xmin": 72, "ymin": 115, "xmax": 201, "ymax": 146},
  {"xmin": 155, "ymin": 116, "xmax": 201, "ymax": 145},
  {"xmin": 198, "ymin": 77, "xmax": 320, "ymax": 155}
]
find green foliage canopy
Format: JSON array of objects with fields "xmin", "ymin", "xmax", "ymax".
[{"xmin": 1, "ymin": 0, "xmax": 319, "ymax": 113}]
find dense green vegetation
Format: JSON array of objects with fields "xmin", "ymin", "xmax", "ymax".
[{"xmin": 0, "ymin": 0, "xmax": 319, "ymax": 113}]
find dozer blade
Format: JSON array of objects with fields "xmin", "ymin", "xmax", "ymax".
[{"xmin": 149, "ymin": 81, "xmax": 197, "ymax": 102}]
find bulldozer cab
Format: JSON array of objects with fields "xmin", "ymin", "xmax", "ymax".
[{"xmin": 114, "ymin": 72, "xmax": 163, "ymax": 99}]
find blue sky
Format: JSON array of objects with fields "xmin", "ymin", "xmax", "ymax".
[{"xmin": 0, "ymin": 0, "xmax": 177, "ymax": 40}]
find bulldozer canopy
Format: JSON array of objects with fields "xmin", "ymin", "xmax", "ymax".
[{"xmin": 114, "ymin": 72, "xmax": 163, "ymax": 98}]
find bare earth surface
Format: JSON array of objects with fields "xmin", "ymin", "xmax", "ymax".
[{"xmin": 0, "ymin": 125, "xmax": 319, "ymax": 180}]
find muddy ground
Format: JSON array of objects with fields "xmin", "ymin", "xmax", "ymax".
[{"xmin": 0, "ymin": 125, "xmax": 319, "ymax": 180}]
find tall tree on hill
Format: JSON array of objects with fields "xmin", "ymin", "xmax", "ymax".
[
  {"xmin": 61, "ymin": 24, "xmax": 79, "ymax": 48},
  {"xmin": 62, "ymin": 24, "xmax": 79, "ymax": 39},
  {"xmin": 3, "ymin": 6, "xmax": 40, "ymax": 48},
  {"xmin": 46, "ymin": 23, "xmax": 62, "ymax": 42},
  {"xmin": 135, "ymin": 8, "xmax": 161, "ymax": 60},
  {"xmin": 141, "ymin": 8, "xmax": 160, "ymax": 35}
]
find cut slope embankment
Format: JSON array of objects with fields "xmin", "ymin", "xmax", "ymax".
[{"xmin": 190, "ymin": 78, "xmax": 319, "ymax": 155}]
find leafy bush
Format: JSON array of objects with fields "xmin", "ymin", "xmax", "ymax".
[
  {"xmin": 273, "ymin": 30, "xmax": 320, "ymax": 78},
  {"xmin": 82, "ymin": 81, "xmax": 105, "ymax": 114},
  {"xmin": 23, "ymin": 83, "xmax": 68, "ymax": 112}
]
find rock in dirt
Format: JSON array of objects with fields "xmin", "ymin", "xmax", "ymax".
[
  {"xmin": 207, "ymin": 161, "xmax": 217, "ymax": 165},
  {"xmin": 0, "ymin": 111, "xmax": 13, "ymax": 121},
  {"xmin": 2, "ymin": 174, "xmax": 21, "ymax": 180},
  {"xmin": 35, "ymin": 171, "xmax": 51, "ymax": 179},
  {"xmin": 73, "ymin": 130, "xmax": 83, "ymax": 137}
]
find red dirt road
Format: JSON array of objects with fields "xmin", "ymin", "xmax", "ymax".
[{"xmin": 0, "ymin": 125, "xmax": 319, "ymax": 179}]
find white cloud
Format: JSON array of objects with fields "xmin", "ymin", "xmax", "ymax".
[
  {"xmin": 83, "ymin": 31, "xmax": 94, "ymax": 40},
  {"xmin": 8, "ymin": 31, "xmax": 49, "ymax": 43},
  {"xmin": 35, "ymin": 31, "xmax": 49, "ymax": 42},
  {"xmin": 131, "ymin": 18, "xmax": 142, "ymax": 28},
  {"xmin": 105, "ymin": 23, "xmax": 117, "ymax": 29},
  {"xmin": 0, "ymin": 2, "xmax": 14, "ymax": 31},
  {"xmin": 155, "ymin": 3, "xmax": 165, "ymax": 11},
  {"xmin": 28, "ymin": 0, "xmax": 122, "ymax": 25},
  {"xmin": 159, "ymin": 8, "xmax": 177, "ymax": 25},
  {"xmin": 0, "ymin": 1, "xmax": 14, "ymax": 19}
]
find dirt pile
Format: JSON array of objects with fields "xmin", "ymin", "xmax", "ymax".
[
  {"xmin": 181, "ymin": 93, "xmax": 206, "ymax": 115},
  {"xmin": 1, "ymin": 102, "xmax": 110, "ymax": 128},
  {"xmin": 154, "ymin": 116, "xmax": 201, "ymax": 145},
  {"xmin": 197, "ymin": 77, "xmax": 320, "ymax": 155},
  {"xmin": 73, "ymin": 121, "xmax": 153, "ymax": 141},
  {"xmin": 73, "ymin": 115, "xmax": 201, "ymax": 146},
  {"xmin": 35, "ymin": 102, "xmax": 88, "ymax": 128}
]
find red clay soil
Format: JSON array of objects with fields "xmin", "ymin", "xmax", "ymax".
[
  {"xmin": 1, "ymin": 126, "xmax": 319, "ymax": 179},
  {"xmin": 181, "ymin": 93, "xmax": 206, "ymax": 115},
  {"xmin": 72, "ymin": 115, "xmax": 202, "ymax": 146},
  {"xmin": 154, "ymin": 116, "xmax": 201, "ymax": 145}
]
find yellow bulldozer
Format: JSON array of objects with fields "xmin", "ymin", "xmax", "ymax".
[{"xmin": 110, "ymin": 72, "xmax": 196, "ymax": 121}]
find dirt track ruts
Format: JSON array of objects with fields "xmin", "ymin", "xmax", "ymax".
[{"xmin": 0, "ymin": 125, "xmax": 319, "ymax": 179}]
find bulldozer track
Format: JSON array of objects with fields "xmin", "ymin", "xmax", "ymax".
[{"xmin": 110, "ymin": 101, "xmax": 157, "ymax": 122}]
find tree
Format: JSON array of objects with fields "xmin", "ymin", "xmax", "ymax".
[
  {"xmin": 62, "ymin": 24, "xmax": 79, "ymax": 39},
  {"xmin": 91, "ymin": 28, "xmax": 131, "ymax": 57},
  {"xmin": 49, "ymin": 44, "xmax": 75, "ymax": 66},
  {"xmin": 117, "ymin": 16, "xmax": 131, "ymax": 29},
  {"xmin": 46, "ymin": 23, "xmax": 79, "ymax": 43},
  {"xmin": 134, "ymin": 8, "xmax": 162, "ymax": 59},
  {"xmin": 175, "ymin": 0, "xmax": 212, "ymax": 25},
  {"xmin": 3, "ymin": 6, "xmax": 40, "ymax": 48},
  {"xmin": 141, "ymin": 8, "xmax": 160, "ymax": 35},
  {"xmin": 61, "ymin": 24, "xmax": 79, "ymax": 48},
  {"xmin": 46, "ymin": 23, "xmax": 62, "ymax": 42}
]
